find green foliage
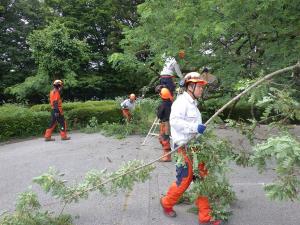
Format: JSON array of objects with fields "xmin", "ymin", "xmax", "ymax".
[
  {"xmin": 189, "ymin": 178, "xmax": 235, "ymax": 221},
  {"xmin": 255, "ymin": 87, "xmax": 300, "ymax": 123},
  {"xmin": 6, "ymin": 21, "xmax": 90, "ymax": 101},
  {"xmin": 224, "ymin": 119, "xmax": 258, "ymax": 167},
  {"xmin": 100, "ymin": 122, "xmax": 136, "ymax": 139},
  {"xmin": 0, "ymin": 191, "xmax": 73, "ymax": 225},
  {"xmin": 31, "ymin": 100, "xmax": 122, "ymax": 129},
  {"xmin": 250, "ymin": 134, "xmax": 300, "ymax": 201},
  {"xmin": 66, "ymin": 104, "xmax": 121, "ymax": 128},
  {"xmin": 175, "ymin": 129, "xmax": 236, "ymax": 221},
  {"xmin": 100, "ymin": 98, "xmax": 159, "ymax": 138},
  {"xmin": 113, "ymin": 0, "xmax": 300, "ymax": 96},
  {"xmin": 1, "ymin": 159, "xmax": 154, "ymax": 224},
  {"xmin": 81, "ymin": 117, "xmax": 101, "ymax": 133},
  {"xmin": 0, "ymin": 100, "xmax": 122, "ymax": 141},
  {"xmin": 30, "ymin": 100, "xmax": 117, "ymax": 112},
  {"xmin": 0, "ymin": 0, "xmax": 47, "ymax": 102},
  {"xmin": 33, "ymin": 160, "xmax": 155, "ymax": 204},
  {"xmin": 202, "ymin": 95, "xmax": 261, "ymax": 121},
  {"xmin": 0, "ymin": 104, "xmax": 49, "ymax": 141}
]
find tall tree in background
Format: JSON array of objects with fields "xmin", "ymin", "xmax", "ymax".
[
  {"xmin": 1, "ymin": 0, "xmax": 149, "ymax": 102},
  {"xmin": 42, "ymin": 0, "xmax": 149, "ymax": 100},
  {"xmin": 0, "ymin": 0, "xmax": 47, "ymax": 102},
  {"xmin": 44, "ymin": 0, "xmax": 144, "ymax": 71},
  {"xmin": 110, "ymin": 0, "xmax": 300, "ymax": 91},
  {"xmin": 7, "ymin": 21, "xmax": 90, "ymax": 102}
]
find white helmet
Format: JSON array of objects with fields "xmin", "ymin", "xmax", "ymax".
[{"xmin": 184, "ymin": 72, "xmax": 208, "ymax": 86}]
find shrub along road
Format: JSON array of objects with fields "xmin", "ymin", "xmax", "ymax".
[{"xmin": 0, "ymin": 126, "xmax": 299, "ymax": 225}]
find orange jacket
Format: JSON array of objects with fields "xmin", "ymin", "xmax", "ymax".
[{"xmin": 49, "ymin": 89, "xmax": 63, "ymax": 113}]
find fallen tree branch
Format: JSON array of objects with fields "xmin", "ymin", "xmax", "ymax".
[{"xmin": 63, "ymin": 62, "xmax": 300, "ymax": 204}]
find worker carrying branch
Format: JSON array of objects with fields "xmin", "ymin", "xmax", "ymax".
[
  {"xmin": 120, "ymin": 93, "xmax": 136, "ymax": 122},
  {"xmin": 160, "ymin": 72, "xmax": 224, "ymax": 225},
  {"xmin": 159, "ymin": 50, "xmax": 185, "ymax": 96},
  {"xmin": 44, "ymin": 80, "xmax": 71, "ymax": 141}
]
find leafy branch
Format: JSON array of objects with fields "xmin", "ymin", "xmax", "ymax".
[{"xmin": 251, "ymin": 135, "xmax": 300, "ymax": 201}]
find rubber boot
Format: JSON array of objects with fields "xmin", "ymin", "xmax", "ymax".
[
  {"xmin": 199, "ymin": 220, "xmax": 225, "ymax": 225},
  {"xmin": 160, "ymin": 197, "xmax": 176, "ymax": 217},
  {"xmin": 61, "ymin": 136, "xmax": 71, "ymax": 141},
  {"xmin": 45, "ymin": 137, "xmax": 55, "ymax": 141},
  {"xmin": 159, "ymin": 149, "xmax": 172, "ymax": 162}
]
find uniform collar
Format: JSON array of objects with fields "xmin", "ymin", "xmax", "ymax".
[{"xmin": 183, "ymin": 91, "xmax": 198, "ymax": 105}]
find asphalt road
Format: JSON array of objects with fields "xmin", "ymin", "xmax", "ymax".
[{"xmin": 0, "ymin": 126, "xmax": 299, "ymax": 225}]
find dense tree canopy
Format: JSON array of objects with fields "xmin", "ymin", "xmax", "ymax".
[
  {"xmin": 0, "ymin": 0, "xmax": 47, "ymax": 101},
  {"xmin": 0, "ymin": 0, "xmax": 299, "ymax": 102},
  {"xmin": 112, "ymin": 0, "xmax": 299, "ymax": 80},
  {"xmin": 0, "ymin": 0, "xmax": 147, "ymax": 103}
]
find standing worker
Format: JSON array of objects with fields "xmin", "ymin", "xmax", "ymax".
[
  {"xmin": 156, "ymin": 88, "xmax": 173, "ymax": 162},
  {"xmin": 44, "ymin": 80, "xmax": 71, "ymax": 141},
  {"xmin": 120, "ymin": 93, "xmax": 136, "ymax": 122},
  {"xmin": 159, "ymin": 50, "xmax": 185, "ymax": 96},
  {"xmin": 160, "ymin": 72, "xmax": 224, "ymax": 225}
]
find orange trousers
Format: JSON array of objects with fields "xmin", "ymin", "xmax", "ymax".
[
  {"xmin": 44, "ymin": 111, "xmax": 68, "ymax": 138},
  {"xmin": 121, "ymin": 109, "xmax": 131, "ymax": 122},
  {"xmin": 161, "ymin": 147, "xmax": 212, "ymax": 223},
  {"xmin": 159, "ymin": 122, "xmax": 171, "ymax": 161}
]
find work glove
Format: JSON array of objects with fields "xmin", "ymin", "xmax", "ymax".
[
  {"xmin": 179, "ymin": 79, "xmax": 185, "ymax": 87},
  {"xmin": 197, "ymin": 124, "xmax": 206, "ymax": 134}
]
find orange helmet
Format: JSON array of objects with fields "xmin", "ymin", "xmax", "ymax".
[
  {"xmin": 184, "ymin": 72, "xmax": 207, "ymax": 86},
  {"xmin": 178, "ymin": 50, "xmax": 185, "ymax": 59},
  {"xmin": 129, "ymin": 93, "xmax": 136, "ymax": 100},
  {"xmin": 160, "ymin": 88, "xmax": 172, "ymax": 100},
  {"xmin": 53, "ymin": 79, "xmax": 63, "ymax": 86}
]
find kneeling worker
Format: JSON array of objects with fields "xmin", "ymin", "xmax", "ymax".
[{"xmin": 120, "ymin": 93, "xmax": 136, "ymax": 122}]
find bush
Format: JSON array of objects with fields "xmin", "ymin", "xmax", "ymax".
[
  {"xmin": 66, "ymin": 104, "xmax": 122, "ymax": 128},
  {"xmin": 0, "ymin": 104, "xmax": 49, "ymax": 141},
  {"xmin": 99, "ymin": 98, "xmax": 159, "ymax": 138},
  {"xmin": 202, "ymin": 96, "xmax": 263, "ymax": 121},
  {"xmin": 0, "ymin": 101, "xmax": 122, "ymax": 141},
  {"xmin": 30, "ymin": 100, "xmax": 117, "ymax": 112}
]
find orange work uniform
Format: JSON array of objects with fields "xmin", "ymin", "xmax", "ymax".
[
  {"xmin": 161, "ymin": 146, "xmax": 211, "ymax": 223},
  {"xmin": 44, "ymin": 89, "xmax": 68, "ymax": 139}
]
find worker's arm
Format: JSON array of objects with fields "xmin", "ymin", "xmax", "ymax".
[
  {"xmin": 120, "ymin": 99, "xmax": 128, "ymax": 109},
  {"xmin": 156, "ymin": 104, "xmax": 164, "ymax": 120},
  {"xmin": 173, "ymin": 61, "xmax": 183, "ymax": 79}
]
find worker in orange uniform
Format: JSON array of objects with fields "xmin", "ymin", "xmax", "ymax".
[
  {"xmin": 156, "ymin": 88, "xmax": 173, "ymax": 162},
  {"xmin": 160, "ymin": 72, "xmax": 224, "ymax": 225},
  {"xmin": 120, "ymin": 93, "xmax": 136, "ymax": 122},
  {"xmin": 44, "ymin": 80, "xmax": 71, "ymax": 141}
]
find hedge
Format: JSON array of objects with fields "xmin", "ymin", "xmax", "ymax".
[
  {"xmin": 30, "ymin": 100, "xmax": 118, "ymax": 112},
  {"xmin": 0, "ymin": 101, "xmax": 122, "ymax": 141},
  {"xmin": 0, "ymin": 105, "xmax": 49, "ymax": 141},
  {"xmin": 66, "ymin": 104, "xmax": 122, "ymax": 129},
  {"xmin": 201, "ymin": 96, "xmax": 263, "ymax": 121}
]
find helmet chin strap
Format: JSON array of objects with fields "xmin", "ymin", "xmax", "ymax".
[{"xmin": 187, "ymin": 83, "xmax": 197, "ymax": 99}]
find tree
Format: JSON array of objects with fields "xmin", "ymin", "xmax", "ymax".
[
  {"xmin": 110, "ymin": 0, "xmax": 300, "ymax": 90},
  {"xmin": 0, "ymin": 0, "xmax": 47, "ymax": 102},
  {"xmin": 6, "ymin": 21, "xmax": 90, "ymax": 102},
  {"xmin": 108, "ymin": 0, "xmax": 300, "ymax": 219}
]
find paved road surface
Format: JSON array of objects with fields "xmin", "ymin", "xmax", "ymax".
[{"xmin": 0, "ymin": 127, "xmax": 299, "ymax": 225}]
